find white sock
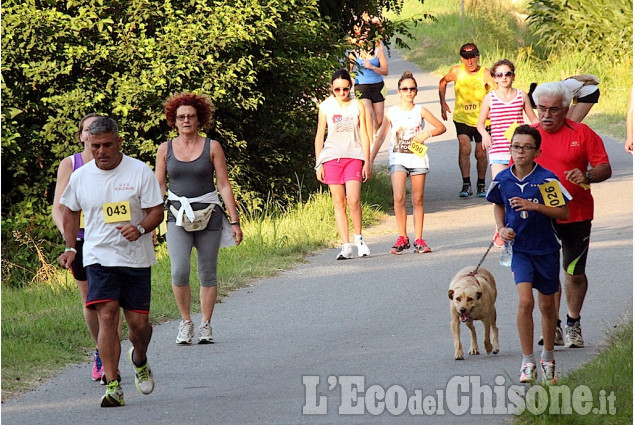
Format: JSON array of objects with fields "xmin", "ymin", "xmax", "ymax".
[
  {"xmin": 541, "ymin": 349, "xmax": 554, "ymax": 363},
  {"xmin": 522, "ymin": 354, "xmax": 536, "ymax": 365},
  {"xmin": 354, "ymin": 234, "xmax": 363, "ymax": 244}
]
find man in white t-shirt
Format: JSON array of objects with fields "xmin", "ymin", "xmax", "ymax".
[{"xmin": 58, "ymin": 117, "xmax": 164, "ymax": 407}]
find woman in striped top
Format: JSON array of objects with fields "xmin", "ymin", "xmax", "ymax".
[
  {"xmin": 477, "ymin": 59, "xmax": 538, "ymax": 180},
  {"xmin": 477, "ymin": 59, "xmax": 538, "ymax": 247}
]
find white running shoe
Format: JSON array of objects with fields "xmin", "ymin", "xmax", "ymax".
[
  {"xmin": 540, "ymin": 359, "xmax": 558, "ymax": 385},
  {"xmin": 176, "ymin": 319, "xmax": 194, "ymax": 344},
  {"xmin": 565, "ymin": 321, "xmax": 584, "ymax": 348},
  {"xmin": 356, "ymin": 239, "xmax": 370, "ymax": 257},
  {"xmin": 128, "ymin": 347, "xmax": 155, "ymax": 395},
  {"xmin": 336, "ymin": 244, "xmax": 353, "ymax": 260},
  {"xmin": 519, "ymin": 362, "xmax": 537, "ymax": 383},
  {"xmin": 198, "ymin": 321, "xmax": 214, "ymax": 344}
]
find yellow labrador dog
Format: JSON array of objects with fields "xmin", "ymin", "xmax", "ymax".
[{"xmin": 448, "ymin": 266, "xmax": 499, "ymax": 360}]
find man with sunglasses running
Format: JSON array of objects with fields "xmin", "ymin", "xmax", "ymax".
[
  {"xmin": 531, "ymin": 82, "xmax": 611, "ymax": 350},
  {"xmin": 439, "ymin": 43, "xmax": 497, "ymax": 198}
]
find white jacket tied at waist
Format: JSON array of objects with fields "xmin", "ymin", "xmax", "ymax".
[{"xmin": 167, "ymin": 190, "xmax": 236, "ymax": 248}]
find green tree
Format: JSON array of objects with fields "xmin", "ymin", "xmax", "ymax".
[{"xmin": 1, "ymin": 0, "xmax": 346, "ymax": 285}]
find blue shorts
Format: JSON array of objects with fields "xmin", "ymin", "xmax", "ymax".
[
  {"xmin": 85, "ymin": 264, "xmax": 151, "ymax": 314},
  {"xmin": 511, "ymin": 251, "xmax": 560, "ymax": 295},
  {"xmin": 490, "ymin": 159, "xmax": 509, "ymax": 165},
  {"xmin": 390, "ymin": 164, "xmax": 429, "ymax": 175}
]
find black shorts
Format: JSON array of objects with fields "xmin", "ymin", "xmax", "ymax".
[
  {"xmin": 85, "ymin": 264, "xmax": 151, "ymax": 313},
  {"xmin": 576, "ymin": 88, "xmax": 600, "ymax": 104},
  {"xmin": 454, "ymin": 121, "xmax": 487, "ymax": 143},
  {"xmin": 355, "ymin": 81, "xmax": 385, "ymax": 103},
  {"xmin": 557, "ymin": 220, "xmax": 592, "ymax": 275},
  {"xmin": 70, "ymin": 239, "xmax": 87, "ymax": 281}
]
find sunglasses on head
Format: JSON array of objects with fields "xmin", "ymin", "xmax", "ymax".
[
  {"xmin": 333, "ymin": 87, "xmax": 351, "ymax": 94},
  {"xmin": 494, "ymin": 71, "xmax": 514, "ymax": 78}
]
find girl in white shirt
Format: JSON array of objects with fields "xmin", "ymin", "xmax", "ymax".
[{"xmin": 371, "ymin": 71, "xmax": 446, "ymax": 254}]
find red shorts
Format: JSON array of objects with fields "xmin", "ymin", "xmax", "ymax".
[{"xmin": 322, "ymin": 158, "xmax": 363, "ymax": 185}]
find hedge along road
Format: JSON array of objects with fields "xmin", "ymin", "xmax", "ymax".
[{"xmin": 3, "ymin": 50, "xmax": 632, "ymax": 425}]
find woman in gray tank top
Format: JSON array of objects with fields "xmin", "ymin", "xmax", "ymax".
[{"xmin": 155, "ymin": 93, "xmax": 243, "ymax": 345}]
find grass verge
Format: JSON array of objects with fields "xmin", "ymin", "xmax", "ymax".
[
  {"xmin": 513, "ymin": 317, "xmax": 633, "ymax": 424},
  {"xmin": 1, "ymin": 171, "xmax": 393, "ymax": 400},
  {"xmin": 387, "ymin": 0, "xmax": 631, "ymax": 140}
]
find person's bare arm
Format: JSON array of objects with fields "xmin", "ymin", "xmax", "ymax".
[
  {"xmin": 371, "ymin": 115, "xmax": 390, "ymax": 162},
  {"xmin": 522, "ymin": 91, "xmax": 539, "ymax": 124},
  {"xmin": 439, "ymin": 65, "xmax": 459, "ymax": 121},
  {"xmin": 358, "ymin": 101, "xmax": 372, "ymax": 181},
  {"xmin": 155, "ymin": 142, "xmax": 169, "ymax": 195},
  {"xmin": 483, "ymin": 68, "xmax": 498, "ymax": 92},
  {"xmin": 373, "ymin": 41, "xmax": 389, "ymax": 76},
  {"xmin": 314, "ymin": 110, "xmax": 327, "ymax": 182},
  {"xmin": 52, "ymin": 157, "xmax": 74, "ymax": 235},
  {"xmin": 476, "ymin": 95, "xmax": 493, "ymax": 149},
  {"xmin": 212, "ymin": 140, "xmax": 243, "ymax": 245}
]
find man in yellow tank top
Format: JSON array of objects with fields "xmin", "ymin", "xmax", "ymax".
[{"xmin": 439, "ymin": 43, "xmax": 497, "ymax": 198}]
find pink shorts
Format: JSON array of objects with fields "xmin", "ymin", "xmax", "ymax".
[{"xmin": 322, "ymin": 158, "xmax": 363, "ymax": 185}]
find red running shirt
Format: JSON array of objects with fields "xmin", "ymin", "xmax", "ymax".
[{"xmin": 534, "ymin": 119, "xmax": 610, "ymax": 223}]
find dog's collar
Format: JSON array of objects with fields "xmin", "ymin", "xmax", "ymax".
[{"xmin": 467, "ymin": 271, "xmax": 482, "ymax": 287}]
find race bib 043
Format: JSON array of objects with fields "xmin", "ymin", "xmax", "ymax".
[{"xmin": 102, "ymin": 200, "xmax": 131, "ymax": 223}]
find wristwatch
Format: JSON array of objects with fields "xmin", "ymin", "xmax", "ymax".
[
  {"xmin": 585, "ymin": 171, "xmax": 592, "ymax": 184},
  {"xmin": 136, "ymin": 225, "xmax": 146, "ymax": 235}
]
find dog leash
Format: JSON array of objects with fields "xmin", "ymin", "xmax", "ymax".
[{"xmin": 471, "ymin": 239, "xmax": 495, "ymax": 275}]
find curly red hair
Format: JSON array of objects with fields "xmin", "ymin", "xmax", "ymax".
[{"xmin": 164, "ymin": 92, "xmax": 215, "ymax": 130}]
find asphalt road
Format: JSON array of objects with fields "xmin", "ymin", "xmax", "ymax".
[{"xmin": 2, "ymin": 50, "xmax": 632, "ymax": 425}]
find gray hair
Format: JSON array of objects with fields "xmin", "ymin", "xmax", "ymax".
[
  {"xmin": 532, "ymin": 82, "xmax": 573, "ymax": 109},
  {"xmin": 88, "ymin": 116, "xmax": 119, "ymax": 137}
]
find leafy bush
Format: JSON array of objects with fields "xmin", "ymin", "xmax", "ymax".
[
  {"xmin": 1, "ymin": 0, "xmax": 346, "ymax": 285},
  {"xmin": 527, "ymin": 0, "xmax": 633, "ymax": 64}
]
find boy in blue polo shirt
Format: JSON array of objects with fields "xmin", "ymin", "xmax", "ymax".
[{"xmin": 486, "ymin": 125, "xmax": 571, "ymax": 384}]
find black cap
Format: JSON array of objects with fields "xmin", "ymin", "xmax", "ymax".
[{"xmin": 459, "ymin": 43, "xmax": 480, "ymax": 59}]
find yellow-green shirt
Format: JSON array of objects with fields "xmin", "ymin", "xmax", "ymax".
[{"xmin": 453, "ymin": 65, "xmax": 488, "ymax": 127}]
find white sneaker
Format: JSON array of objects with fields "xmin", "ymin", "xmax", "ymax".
[
  {"xmin": 128, "ymin": 347, "xmax": 154, "ymax": 395},
  {"xmin": 356, "ymin": 240, "xmax": 370, "ymax": 257},
  {"xmin": 519, "ymin": 362, "xmax": 537, "ymax": 383},
  {"xmin": 540, "ymin": 359, "xmax": 558, "ymax": 385},
  {"xmin": 537, "ymin": 325, "xmax": 564, "ymax": 346},
  {"xmin": 565, "ymin": 321, "xmax": 584, "ymax": 348},
  {"xmin": 176, "ymin": 319, "xmax": 194, "ymax": 344},
  {"xmin": 336, "ymin": 244, "xmax": 353, "ymax": 260},
  {"xmin": 198, "ymin": 321, "xmax": 214, "ymax": 344}
]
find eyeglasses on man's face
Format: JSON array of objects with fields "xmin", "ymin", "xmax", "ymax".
[
  {"xmin": 537, "ymin": 105, "xmax": 563, "ymax": 115},
  {"xmin": 176, "ymin": 114, "xmax": 198, "ymax": 121},
  {"xmin": 494, "ymin": 71, "xmax": 514, "ymax": 78},
  {"xmin": 399, "ymin": 87, "xmax": 417, "ymax": 92},
  {"xmin": 510, "ymin": 145, "xmax": 537, "ymax": 152},
  {"xmin": 333, "ymin": 87, "xmax": 351, "ymax": 94}
]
